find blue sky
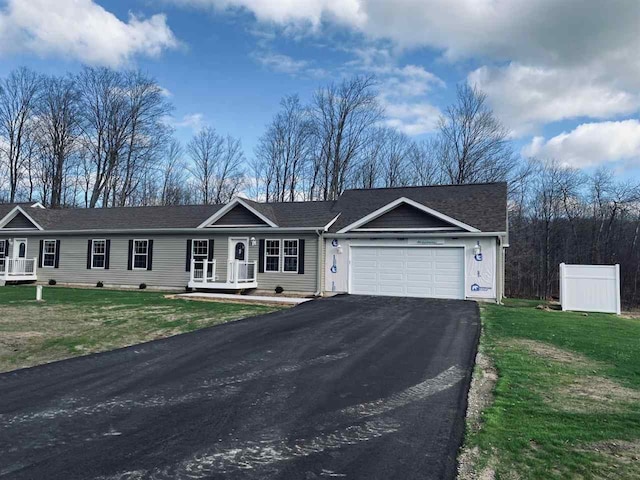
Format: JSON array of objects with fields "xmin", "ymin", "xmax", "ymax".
[{"xmin": 1, "ymin": 0, "xmax": 639, "ymax": 177}]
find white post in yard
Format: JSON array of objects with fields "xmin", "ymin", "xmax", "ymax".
[
  {"xmin": 36, "ymin": 285, "xmax": 43, "ymax": 301},
  {"xmin": 559, "ymin": 263, "xmax": 566, "ymax": 311},
  {"xmin": 615, "ymin": 263, "xmax": 621, "ymax": 315}
]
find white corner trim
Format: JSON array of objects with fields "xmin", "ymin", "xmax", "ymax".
[
  {"xmin": 0, "ymin": 206, "xmax": 44, "ymax": 230},
  {"xmin": 197, "ymin": 198, "xmax": 278, "ymax": 228},
  {"xmin": 336, "ymin": 197, "xmax": 480, "ymax": 234},
  {"xmin": 31, "ymin": 202, "xmax": 45, "ymax": 209},
  {"xmin": 323, "ymin": 213, "xmax": 341, "ymax": 231}
]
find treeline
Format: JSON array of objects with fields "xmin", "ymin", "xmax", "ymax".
[
  {"xmin": 0, "ymin": 67, "xmax": 517, "ymax": 207},
  {"xmin": 507, "ymin": 162, "xmax": 640, "ymax": 306}
]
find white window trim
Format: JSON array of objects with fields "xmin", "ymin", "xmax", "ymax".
[
  {"xmin": 264, "ymin": 238, "xmax": 281, "ymax": 273},
  {"xmin": 282, "ymin": 239, "xmax": 299, "ymax": 274},
  {"xmin": 192, "ymin": 239, "xmax": 209, "ymax": 260},
  {"xmin": 132, "ymin": 239, "xmax": 149, "ymax": 270},
  {"xmin": 0, "ymin": 240, "xmax": 5, "ymax": 257},
  {"xmin": 91, "ymin": 239, "xmax": 106, "ymax": 270},
  {"xmin": 42, "ymin": 239, "xmax": 57, "ymax": 268}
]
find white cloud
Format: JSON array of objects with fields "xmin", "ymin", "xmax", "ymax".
[
  {"xmin": 0, "ymin": 0, "xmax": 178, "ymax": 66},
  {"xmin": 251, "ymin": 50, "xmax": 327, "ymax": 77},
  {"xmin": 522, "ymin": 120, "xmax": 640, "ymax": 168},
  {"xmin": 469, "ymin": 63, "xmax": 640, "ymax": 135},
  {"xmin": 381, "ymin": 101, "xmax": 441, "ymax": 136},
  {"xmin": 169, "ymin": 113, "xmax": 206, "ymax": 132},
  {"xmin": 169, "ymin": 0, "xmax": 640, "ymax": 69}
]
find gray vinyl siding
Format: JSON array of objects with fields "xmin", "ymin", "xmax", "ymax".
[
  {"xmin": 5, "ymin": 213, "xmax": 38, "ymax": 229},
  {"xmin": 18, "ymin": 232, "xmax": 320, "ymax": 292},
  {"xmin": 211, "ymin": 205, "xmax": 268, "ymax": 226},
  {"xmin": 251, "ymin": 234, "xmax": 318, "ymax": 293},
  {"xmin": 361, "ymin": 204, "xmax": 452, "ymax": 229}
]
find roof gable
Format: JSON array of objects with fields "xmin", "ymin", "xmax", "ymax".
[
  {"xmin": 337, "ymin": 197, "xmax": 480, "ymax": 233},
  {"xmin": 0, "ymin": 206, "xmax": 43, "ymax": 230},
  {"xmin": 330, "ymin": 183, "xmax": 507, "ymax": 233},
  {"xmin": 208, "ymin": 204, "xmax": 269, "ymax": 227},
  {"xmin": 356, "ymin": 203, "xmax": 461, "ymax": 231},
  {"xmin": 198, "ymin": 198, "xmax": 278, "ymax": 228}
]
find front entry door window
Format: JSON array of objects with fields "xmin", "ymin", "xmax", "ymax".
[
  {"xmin": 13, "ymin": 239, "xmax": 27, "ymax": 259},
  {"xmin": 234, "ymin": 241, "xmax": 246, "ymax": 261}
]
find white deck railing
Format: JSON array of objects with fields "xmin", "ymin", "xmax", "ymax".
[
  {"xmin": 190, "ymin": 259, "xmax": 216, "ymax": 284},
  {"xmin": 228, "ymin": 260, "xmax": 257, "ymax": 284},
  {"xmin": 1, "ymin": 258, "xmax": 37, "ymax": 279}
]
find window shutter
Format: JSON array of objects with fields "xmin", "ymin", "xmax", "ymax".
[
  {"xmin": 185, "ymin": 239, "xmax": 192, "ymax": 272},
  {"xmin": 4, "ymin": 240, "xmax": 8, "ymax": 258},
  {"xmin": 127, "ymin": 240, "xmax": 133, "ymax": 270},
  {"xmin": 298, "ymin": 239, "xmax": 305, "ymax": 274},
  {"xmin": 104, "ymin": 240, "xmax": 111, "ymax": 270},
  {"xmin": 147, "ymin": 240, "xmax": 154, "ymax": 271},
  {"xmin": 258, "ymin": 239, "xmax": 265, "ymax": 273},
  {"xmin": 208, "ymin": 239, "xmax": 215, "ymax": 261},
  {"xmin": 38, "ymin": 240, "xmax": 43, "ymax": 268},
  {"xmin": 54, "ymin": 240, "xmax": 61, "ymax": 268},
  {"xmin": 87, "ymin": 240, "xmax": 92, "ymax": 269}
]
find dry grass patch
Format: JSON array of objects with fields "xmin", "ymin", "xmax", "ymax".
[
  {"xmin": 0, "ymin": 286, "xmax": 280, "ymax": 372},
  {"xmin": 506, "ymin": 338, "xmax": 601, "ymax": 368}
]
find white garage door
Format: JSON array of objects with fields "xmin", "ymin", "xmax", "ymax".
[{"xmin": 350, "ymin": 246, "xmax": 464, "ymax": 299}]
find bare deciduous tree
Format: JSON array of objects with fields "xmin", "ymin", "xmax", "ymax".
[
  {"xmin": 310, "ymin": 75, "xmax": 382, "ymax": 200},
  {"xmin": 0, "ymin": 67, "xmax": 41, "ymax": 202},
  {"xmin": 437, "ymin": 84, "xmax": 515, "ymax": 184},
  {"xmin": 188, "ymin": 127, "xmax": 245, "ymax": 204}
]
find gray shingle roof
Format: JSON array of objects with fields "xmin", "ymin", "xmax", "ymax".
[
  {"xmin": 329, "ymin": 182, "xmax": 507, "ymax": 232},
  {"xmin": 0, "ymin": 183, "xmax": 507, "ymax": 233}
]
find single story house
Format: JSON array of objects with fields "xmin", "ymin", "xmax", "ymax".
[{"xmin": 0, "ymin": 182, "xmax": 508, "ymax": 301}]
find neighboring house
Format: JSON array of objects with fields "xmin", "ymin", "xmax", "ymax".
[{"xmin": 0, "ymin": 183, "xmax": 508, "ymax": 301}]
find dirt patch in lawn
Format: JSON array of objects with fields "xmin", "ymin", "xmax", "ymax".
[
  {"xmin": 555, "ymin": 376, "xmax": 640, "ymax": 413},
  {"xmin": 579, "ymin": 440, "xmax": 640, "ymax": 464},
  {"xmin": 507, "ymin": 339, "xmax": 601, "ymax": 368},
  {"xmin": 458, "ymin": 351, "xmax": 498, "ymax": 480}
]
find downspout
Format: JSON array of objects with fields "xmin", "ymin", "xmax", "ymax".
[{"xmin": 314, "ymin": 229, "xmax": 324, "ymax": 297}]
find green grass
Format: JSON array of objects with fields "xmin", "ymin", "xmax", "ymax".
[
  {"xmin": 0, "ymin": 285, "xmax": 281, "ymax": 372},
  {"xmin": 464, "ymin": 299, "xmax": 640, "ymax": 479}
]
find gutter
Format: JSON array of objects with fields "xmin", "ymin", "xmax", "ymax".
[
  {"xmin": 324, "ymin": 231, "xmax": 508, "ymax": 239},
  {"xmin": 5, "ymin": 227, "xmax": 329, "ymax": 235}
]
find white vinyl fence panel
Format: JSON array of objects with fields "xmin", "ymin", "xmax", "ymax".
[{"xmin": 559, "ymin": 263, "xmax": 621, "ymax": 314}]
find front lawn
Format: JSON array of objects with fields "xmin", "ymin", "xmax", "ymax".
[
  {"xmin": 0, "ymin": 285, "xmax": 281, "ymax": 373},
  {"xmin": 463, "ymin": 299, "xmax": 640, "ymax": 479}
]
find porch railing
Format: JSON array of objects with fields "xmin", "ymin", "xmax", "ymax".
[
  {"xmin": 1, "ymin": 258, "xmax": 37, "ymax": 278},
  {"xmin": 190, "ymin": 259, "xmax": 216, "ymax": 284},
  {"xmin": 228, "ymin": 260, "xmax": 257, "ymax": 284}
]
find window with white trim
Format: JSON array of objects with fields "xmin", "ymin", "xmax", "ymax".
[
  {"xmin": 283, "ymin": 239, "xmax": 298, "ymax": 273},
  {"xmin": 92, "ymin": 239, "xmax": 106, "ymax": 269},
  {"xmin": 192, "ymin": 239, "xmax": 209, "ymax": 259},
  {"xmin": 0, "ymin": 241, "xmax": 5, "ymax": 270},
  {"xmin": 43, "ymin": 240, "xmax": 56, "ymax": 267},
  {"xmin": 265, "ymin": 239, "xmax": 280, "ymax": 272},
  {"xmin": 133, "ymin": 239, "xmax": 149, "ymax": 269}
]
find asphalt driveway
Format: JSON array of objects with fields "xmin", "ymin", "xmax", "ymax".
[{"xmin": 0, "ymin": 295, "xmax": 480, "ymax": 480}]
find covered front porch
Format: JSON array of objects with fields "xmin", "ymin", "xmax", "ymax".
[
  {"xmin": 0, "ymin": 258, "xmax": 38, "ymax": 284},
  {"xmin": 188, "ymin": 259, "xmax": 258, "ymax": 290}
]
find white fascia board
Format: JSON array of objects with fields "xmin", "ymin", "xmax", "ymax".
[
  {"xmin": 197, "ymin": 198, "xmax": 278, "ymax": 228},
  {"xmin": 336, "ymin": 197, "xmax": 480, "ymax": 233},
  {"xmin": 0, "ymin": 206, "xmax": 44, "ymax": 230},
  {"xmin": 323, "ymin": 213, "xmax": 341, "ymax": 231}
]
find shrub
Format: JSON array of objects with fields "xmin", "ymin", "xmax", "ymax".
[
  {"xmin": 275, "ymin": 285, "xmax": 284, "ymax": 294},
  {"xmin": 139, "ymin": 283, "xmax": 147, "ymax": 290},
  {"xmin": 48, "ymin": 279, "xmax": 57, "ymax": 286},
  {"xmin": 96, "ymin": 281, "xmax": 104, "ymax": 288}
]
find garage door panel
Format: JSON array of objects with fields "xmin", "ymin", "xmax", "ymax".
[{"xmin": 350, "ymin": 246, "xmax": 464, "ymax": 299}]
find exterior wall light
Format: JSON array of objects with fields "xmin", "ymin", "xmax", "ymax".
[{"xmin": 250, "ymin": 237, "xmax": 257, "ymax": 247}]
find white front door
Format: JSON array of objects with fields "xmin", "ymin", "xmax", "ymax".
[
  {"xmin": 13, "ymin": 239, "xmax": 27, "ymax": 259},
  {"xmin": 349, "ymin": 246, "xmax": 465, "ymax": 299},
  {"xmin": 228, "ymin": 238, "xmax": 249, "ymax": 281}
]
